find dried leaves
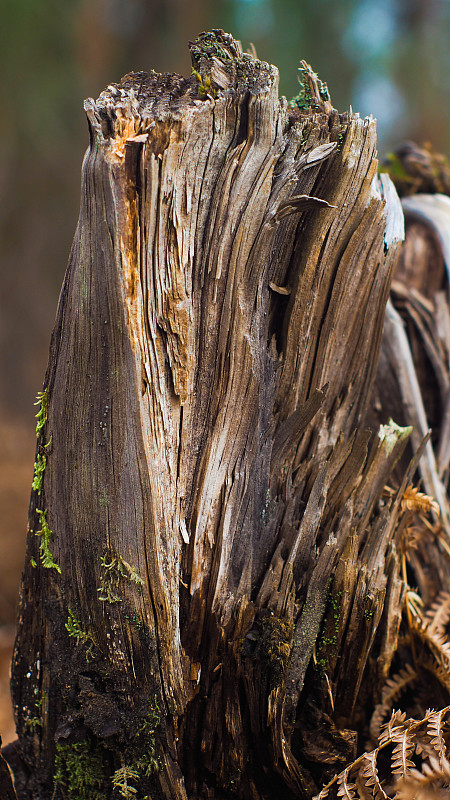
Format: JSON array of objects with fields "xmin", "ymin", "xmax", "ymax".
[
  {"xmin": 401, "ymin": 486, "xmax": 440, "ymax": 517},
  {"xmin": 314, "ymin": 707, "xmax": 450, "ymax": 800}
]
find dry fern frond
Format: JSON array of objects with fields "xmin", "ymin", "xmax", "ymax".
[
  {"xmin": 314, "ymin": 788, "xmax": 330, "ymax": 800},
  {"xmin": 337, "ymin": 766, "xmax": 357, "ymax": 799},
  {"xmin": 378, "ymin": 710, "xmax": 409, "ymax": 746},
  {"xmin": 361, "ymin": 750, "xmax": 390, "ymax": 800},
  {"xmin": 402, "ymin": 525, "xmax": 421, "ymax": 552},
  {"xmin": 401, "ymin": 486, "xmax": 440, "ymax": 517},
  {"xmin": 415, "ymin": 623, "xmax": 450, "ymax": 667},
  {"xmin": 427, "ymin": 709, "xmax": 450, "ymax": 764},
  {"xmin": 423, "ymin": 591, "xmax": 450, "ymax": 634},
  {"xmin": 390, "ymin": 729, "xmax": 415, "ymax": 780},
  {"xmin": 406, "ymin": 589, "xmax": 424, "ymax": 621},
  {"xmin": 396, "ymin": 756, "xmax": 450, "ymax": 800},
  {"xmin": 315, "ymin": 708, "xmax": 450, "ymax": 800},
  {"xmin": 422, "ymin": 655, "xmax": 450, "ymax": 694},
  {"xmin": 370, "ymin": 666, "xmax": 418, "ymax": 743}
]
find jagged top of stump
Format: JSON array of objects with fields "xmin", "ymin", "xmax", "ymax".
[
  {"xmin": 94, "ymin": 30, "xmax": 277, "ymax": 119},
  {"xmin": 86, "ymin": 28, "xmax": 337, "ymax": 140}
]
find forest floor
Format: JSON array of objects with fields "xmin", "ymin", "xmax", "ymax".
[{"xmin": 0, "ymin": 418, "xmax": 35, "ymax": 746}]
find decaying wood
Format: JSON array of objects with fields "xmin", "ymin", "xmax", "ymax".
[
  {"xmin": 0, "ymin": 738, "xmax": 18, "ymax": 800},
  {"xmin": 7, "ymin": 30, "xmax": 450, "ymax": 800},
  {"xmin": 369, "ymin": 192, "xmax": 450, "ymax": 604}
]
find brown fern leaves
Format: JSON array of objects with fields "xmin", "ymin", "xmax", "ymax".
[
  {"xmin": 370, "ymin": 665, "xmax": 418, "ymax": 743},
  {"xmin": 313, "ymin": 707, "xmax": 450, "ymax": 800},
  {"xmin": 401, "ymin": 486, "xmax": 440, "ymax": 518}
]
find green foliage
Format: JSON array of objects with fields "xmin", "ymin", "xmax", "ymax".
[
  {"xmin": 109, "ymin": 696, "xmax": 162, "ymax": 798},
  {"xmin": 35, "ymin": 508, "xmax": 61, "ymax": 573},
  {"xmin": 24, "ymin": 690, "xmax": 47, "ymax": 732},
  {"xmin": 54, "ymin": 740, "xmax": 105, "ymax": 800},
  {"xmin": 192, "ymin": 69, "xmax": 216, "ymax": 98},
  {"xmin": 124, "ymin": 696, "xmax": 162, "ymax": 793},
  {"xmin": 190, "ymin": 31, "xmax": 232, "ymax": 68},
  {"xmin": 124, "ymin": 609, "xmax": 144, "ymax": 631},
  {"xmin": 31, "ymin": 452, "xmax": 46, "ymax": 495},
  {"xmin": 34, "ymin": 389, "xmax": 48, "ymax": 437},
  {"xmin": 24, "ymin": 715, "xmax": 41, "ymax": 731},
  {"xmin": 111, "ymin": 765, "xmax": 140, "ymax": 798},
  {"xmin": 96, "ymin": 583, "xmax": 122, "ymax": 604},
  {"xmin": 97, "ymin": 554, "xmax": 144, "ymax": 604},
  {"xmin": 289, "ymin": 63, "xmax": 330, "ymax": 110},
  {"xmin": 315, "ymin": 588, "xmax": 342, "ymax": 675},
  {"xmin": 65, "ymin": 608, "xmax": 96, "ymax": 661}
]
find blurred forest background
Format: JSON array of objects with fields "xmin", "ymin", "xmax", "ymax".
[{"xmin": 0, "ymin": 0, "xmax": 449, "ymax": 744}]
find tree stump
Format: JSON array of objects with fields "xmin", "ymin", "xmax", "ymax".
[{"xmin": 9, "ymin": 30, "xmax": 447, "ymax": 800}]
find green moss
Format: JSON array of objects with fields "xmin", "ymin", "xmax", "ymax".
[
  {"xmin": 110, "ymin": 696, "xmax": 162, "ymax": 797},
  {"xmin": 24, "ymin": 690, "xmax": 47, "ymax": 732},
  {"xmin": 337, "ymin": 127, "xmax": 346, "ymax": 151},
  {"xmin": 192, "ymin": 68, "xmax": 216, "ymax": 98},
  {"xmin": 97, "ymin": 554, "xmax": 144, "ymax": 604},
  {"xmin": 34, "ymin": 389, "xmax": 48, "ymax": 437},
  {"xmin": 131, "ymin": 696, "xmax": 162, "ymax": 776},
  {"xmin": 315, "ymin": 589, "xmax": 342, "ymax": 675},
  {"xmin": 111, "ymin": 765, "xmax": 140, "ymax": 798},
  {"xmin": 289, "ymin": 64, "xmax": 329, "ymax": 110},
  {"xmin": 35, "ymin": 509, "xmax": 61, "ymax": 573},
  {"xmin": 32, "ymin": 452, "xmax": 46, "ymax": 495},
  {"xmin": 65, "ymin": 609, "xmax": 96, "ymax": 662},
  {"xmin": 24, "ymin": 716, "xmax": 41, "ymax": 731},
  {"xmin": 54, "ymin": 740, "xmax": 105, "ymax": 800},
  {"xmin": 190, "ymin": 31, "xmax": 233, "ymax": 69},
  {"xmin": 124, "ymin": 609, "xmax": 144, "ymax": 632},
  {"xmin": 99, "ymin": 491, "xmax": 108, "ymax": 508}
]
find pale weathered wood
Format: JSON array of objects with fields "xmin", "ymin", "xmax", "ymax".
[{"xmin": 8, "ymin": 30, "xmax": 424, "ymax": 800}]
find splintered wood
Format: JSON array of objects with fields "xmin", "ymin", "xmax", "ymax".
[{"xmin": 10, "ymin": 29, "xmax": 443, "ymax": 800}]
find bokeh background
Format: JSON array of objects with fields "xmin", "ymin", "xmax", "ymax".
[{"xmin": 1, "ymin": 0, "xmax": 449, "ymax": 745}]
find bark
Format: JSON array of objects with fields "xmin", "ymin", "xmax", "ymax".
[{"xmin": 7, "ymin": 30, "xmax": 431, "ymax": 800}]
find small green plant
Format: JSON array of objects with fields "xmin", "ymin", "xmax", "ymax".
[
  {"xmin": 35, "ymin": 509, "xmax": 61, "ymax": 573},
  {"xmin": 337, "ymin": 128, "xmax": 346, "ymax": 151},
  {"xmin": 111, "ymin": 764, "xmax": 140, "ymax": 798},
  {"xmin": 134, "ymin": 697, "xmax": 162, "ymax": 776},
  {"xmin": 54, "ymin": 740, "xmax": 105, "ymax": 800},
  {"xmin": 31, "ymin": 452, "xmax": 46, "ymax": 495},
  {"xmin": 24, "ymin": 690, "xmax": 47, "ymax": 731},
  {"xmin": 34, "ymin": 389, "xmax": 48, "ymax": 437},
  {"xmin": 24, "ymin": 715, "xmax": 41, "ymax": 731},
  {"xmin": 109, "ymin": 696, "xmax": 162, "ymax": 796},
  {"xmin": 289, "ymin": 64, "xmax": 329, "ymax": 110},
  {"xmin": 192, "ymin": 69, "xmax": 216, "ymax": 98},
  {"xmin": 97, "ymin": 583, "xmax": 122, "ymax": 604},
  {"xmin": 65, "ymin": 609, "xmax": 96, "ymax": 661},
  {"xmin": 97, "ymin": 554, "xmax": 144, "ymax": 603},
  {"xmin": 124, "ymin": 609, "xmax": 144, "ymax": 632}
]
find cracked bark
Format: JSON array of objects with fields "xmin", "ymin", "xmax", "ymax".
[{"xmin": 7, "ymin": 30, "xmax": 419, "ymax": 800}]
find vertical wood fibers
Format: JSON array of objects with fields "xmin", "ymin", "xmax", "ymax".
[{"xmin": 10, "ymin": 30, "xmax": 422, "ymax": 800}]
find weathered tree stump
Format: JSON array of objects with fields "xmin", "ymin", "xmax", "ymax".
[{"xmin": 9, "ymin": 30, "xmax": 448, "ymax": 800}]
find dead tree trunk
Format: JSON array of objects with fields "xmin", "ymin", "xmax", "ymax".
[{"xmin": 9, "ymin": 30, "xmax": 446, "ymax": 800}]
